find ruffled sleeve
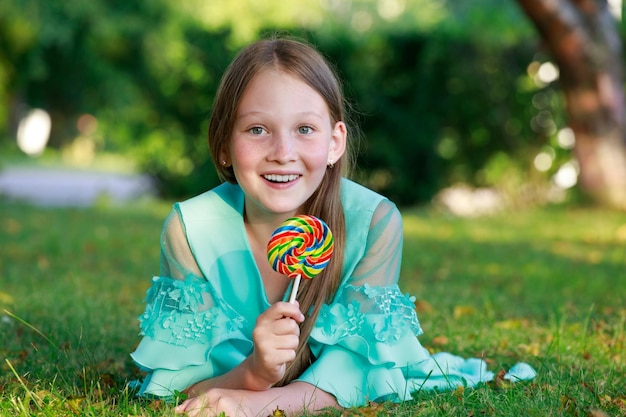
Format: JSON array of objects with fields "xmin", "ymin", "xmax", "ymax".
[
  {"xmin": 298, "ymin": 283, "xmax": 432, "ymax": 406},
  {"xmin": 130, "ymin": 210, "xmax": 253, "ymax": 397}
]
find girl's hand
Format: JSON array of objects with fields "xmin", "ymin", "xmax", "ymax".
[
  {"xmin": 175, "ymin": 388, "xmax": 256, "ymax": 417},
  {"xmin": 249, "ymin": 301, "xmax": 305, "ymax": 389}
]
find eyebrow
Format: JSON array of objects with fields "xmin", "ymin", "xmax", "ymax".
[{"xmin": 237, "ymin": 111, "xmax": 325, "ymax": 120}]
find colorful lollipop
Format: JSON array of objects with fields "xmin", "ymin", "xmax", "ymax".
[{"xmin": 267, "ymin": 215, "xmax": 334, "ymax": 303}]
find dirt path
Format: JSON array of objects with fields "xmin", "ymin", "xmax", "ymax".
[{"xmin": 0, "ymin": 166, "xmax": 155, "ymax": 207}]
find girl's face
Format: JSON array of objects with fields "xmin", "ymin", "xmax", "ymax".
[{"xmin": 222, "ymin": 69, "xmax": 346, "ymax": 222}]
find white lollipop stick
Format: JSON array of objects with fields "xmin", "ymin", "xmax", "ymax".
[{"xmin": 288, "ymin": 274, "xmax": 301, "ymax": 304}]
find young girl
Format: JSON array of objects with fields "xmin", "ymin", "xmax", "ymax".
[{"xmin": 131, "ymin": 37, "xmax": 535, "ymax": 417}]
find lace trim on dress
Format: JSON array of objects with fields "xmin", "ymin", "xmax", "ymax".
[
  {"xmin": 138, "ymin": 275, "xmax": 246, "ymax": 347},
  {"xmin": 315, "ymin": 284, "xmax": 423, "ymax": 345}
]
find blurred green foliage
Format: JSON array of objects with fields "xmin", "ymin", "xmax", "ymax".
[{"xmin": 0, "ymin": 0, "xmax": 571, "ymax": 204}]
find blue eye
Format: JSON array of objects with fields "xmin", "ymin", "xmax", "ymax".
[
  {"xmin": 249, "ymin": 127, "xmax": 265, "ymax": 135},
  {"xmin": 298, "ymin": 126, "xmax": 313, "ymax": 134}
]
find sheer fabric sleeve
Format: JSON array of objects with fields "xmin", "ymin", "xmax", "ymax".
[
  {"xmin": 159, "ymin": 209, "xmax": 203, "ymax": 280},
  {"xmin": 348, "ymin": 198, "xmax": 404, "ymax": 288},
  {"xmin": 130, "ymin": 209, "xmax": 251, "ymax": 397}
]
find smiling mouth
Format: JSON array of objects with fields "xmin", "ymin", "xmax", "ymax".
[{"xmin": 263, "ymin": 174, "xmax": 300, "ymax": 183}]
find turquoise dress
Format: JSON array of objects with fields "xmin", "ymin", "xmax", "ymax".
[{"xmin": 130, "ymin": 179, "xmax": 535, "ymax": 407}]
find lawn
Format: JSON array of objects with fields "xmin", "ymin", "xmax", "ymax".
[{"xmin": 1, "ymin": 199, "xmax": 624, "ymax": 416}]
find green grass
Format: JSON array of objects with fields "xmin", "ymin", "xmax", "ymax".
[{"xmin": 1, "ymin": 200, "xmax": 624, "ymax": 416}]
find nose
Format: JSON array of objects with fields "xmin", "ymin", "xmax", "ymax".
[{"xmin": 268, "ymin": 130, "xmax": 296, "ymax": 164}]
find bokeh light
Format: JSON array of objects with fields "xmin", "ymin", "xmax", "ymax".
[
  {"xmin": 553, "ymin": 161, "xmax": 579, "ymax": 189},
  {"xmin": 557, "ymin": 127, "xmax": 576, "ymax": 149},
  {"xmin": 16, "ymin": 109, "xmax": 51, "ymax": 157},
  {"xmin": 534, "ymin": 151, "xmax": 553, "ymax": 172}
]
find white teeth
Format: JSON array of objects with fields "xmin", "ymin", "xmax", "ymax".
[{"xmin": 264, "ymin": 174, "xmax": 299, "ymax": 183}]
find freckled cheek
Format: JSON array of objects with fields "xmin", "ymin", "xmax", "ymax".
[
  {"xmin": 301, "ymin": 144, "xmax": 330, "ymax": 166},
  {"xmin": 308, "ymin": 156, "xmax": 329, "ymax": 169},
  {"xmin": 230, "ymin": 142, "xmax": 259, "ymax": 168}
]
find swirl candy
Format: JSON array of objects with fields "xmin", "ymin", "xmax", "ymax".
[{"xmin": 267, "ymin": 215, "xmax": 334, "ymax": 303}]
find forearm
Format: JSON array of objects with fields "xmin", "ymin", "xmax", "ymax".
[
  {"xmin": 270, "ymin": 381, "xmax": 340, "ymax": 415},
  {"xmin": 184, "ymin": 355, "xmax": 273, "ymax": 397},
  {"xmin": 177, "ymin": 381, "xmax": 340, "ymax": 417}
]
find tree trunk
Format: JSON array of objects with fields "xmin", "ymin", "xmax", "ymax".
[{"xmin": 515, "ymin": 0, "xmax": 626, "ymax": 209}]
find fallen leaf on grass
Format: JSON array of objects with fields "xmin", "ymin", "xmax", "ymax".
[
  {"xmin": 560, "ymin": 394, "xmax": 577, "ymax": 414},
  {"xmin": 600, "ymin": 394, "xmax": 626, "ymax": 411},
  {"xmin": 431, "ymin": 335, "xmax": 449, "ymax": 346},
  {"xmin": 453, "ymin": 386, "xmax": 465, "ymax": 400},
  {"xmin": 148, "ymin": 399, "xmax": 164, "ymax": 412},
  {"xmin": 267, "ymin": 405, "xmax": 286, "ymax": 416},
  {"xmin": 487, "ymin": 370, "xmax": 513, "ymax": 390},
  {"xmin": 0, "ymin": 293, "xmax": 14, "ymax": 307},
  {"xmin": 64, "ymin": 395, "xmax": 86, "ymax": 414},
  {"xmin": 341, "ymin": 401, "xmax": 397, "ymax": 416},
  {"xmin": 414, "ymin": 300, "xmax": 433, "ymax": 313},
  {"xmin": 495, "ymin": 319, "xmax": 529, "ymax": 329},
  {"xmin": 516, "ymin": 342, "xmax": 540, "ymax": 356},
  {"xmin": 588, "ymin": 409, "xmax": 610, "ymax": 417},
  {"xmin": 614, "ymin": 397, "xmax": 626, "ymax": 413},
  {"xmin": 99, "ymin": 372, "xmax": 117, "ymax": 389},
  {"xmin": 34, "ymin": 389, "xmax": 54, "ymax": 406},
  {"xmin": 453, "ymin": 306, "xmax": 477, "ymax": 319},
  {"xmin": 87, "ymin": 399, "xmax": 110, "ymax": 412}
]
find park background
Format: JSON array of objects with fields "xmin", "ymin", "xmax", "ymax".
[{"xmin": 1, "ymin": 1, "xmax": 625, "ymax": 416}]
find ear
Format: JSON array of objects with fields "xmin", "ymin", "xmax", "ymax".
[{"xmin": 328, "ymin": 121, "xmax": 347, "ymax": 163}]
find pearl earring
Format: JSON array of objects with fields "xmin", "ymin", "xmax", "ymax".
[
  {"xmin": 327, "ymin": 159, "xmax": 335, "ymax": 168},
  {"xmin": 221, "ymin": 160, "xmax": 227, "ymax": 166}
]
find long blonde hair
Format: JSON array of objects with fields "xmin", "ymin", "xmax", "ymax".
[{"xmin": 207, "ymin": 36, "xmax": 355, "ymax": 384}]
